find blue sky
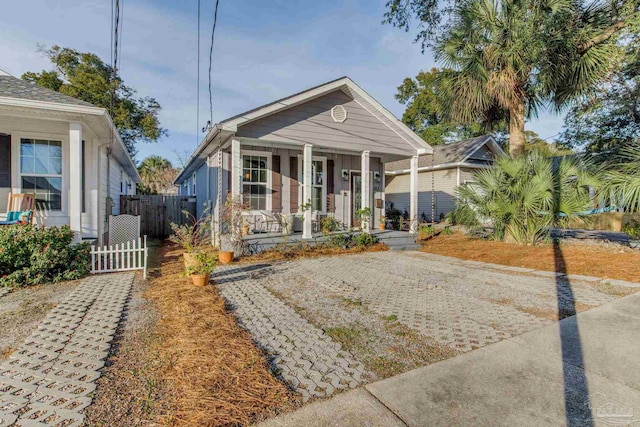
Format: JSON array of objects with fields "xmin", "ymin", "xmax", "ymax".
[{"xmin": 1, "ymin": 0, "xmax": 565, "ymax": 165}]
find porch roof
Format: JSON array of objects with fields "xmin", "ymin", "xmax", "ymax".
[{"xmin": 175, "ymin": 77, "xmax": 433, "ymax": 183}]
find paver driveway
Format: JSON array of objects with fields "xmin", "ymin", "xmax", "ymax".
[{"xmin": 215, "ymin": 251, "xmax": 627, "ymax": 400}]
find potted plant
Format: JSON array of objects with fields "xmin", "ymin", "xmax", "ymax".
[
  {"xmin": 320, "ymin": 216, "xmax": 341, "ymax": 234},
  {"xmin": 169, "ymin": 210, "xmax": 211, "ymax": 268},
  {"xmin": 186, "ymin": 251, "xmax": 217, "ymax": 286},
  {"xmin": 219, "ymin": 195, "xmax": 249, "ymax": 264},
  {"xmin": 378, "ymin": 216, "xmax": 386, "ymax": 231}
]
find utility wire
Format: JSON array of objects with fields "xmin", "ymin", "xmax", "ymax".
[
  {"xmin": 208, "ymin": 0, "xmax": 220, "ymax": 126},
  {"xmin": 196, "ymin": 0, "xmax": 201, "ymax": 146}
]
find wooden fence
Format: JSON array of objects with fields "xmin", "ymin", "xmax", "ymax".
[
  {"xmin": 120, "ymin": 195, "xmax": 196, "ymax": 238},
  {"xmin": 91, "ymin": 236, "xmax": 148, "ymax": 280}
]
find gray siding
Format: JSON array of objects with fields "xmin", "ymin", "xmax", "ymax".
[
  {"xmin": 236, "ymin": 90, "xmax": 416, "ymax": 157},
  {"xmin": 385, "ymin": 168, "xmax": 460, "ymax": 220}
]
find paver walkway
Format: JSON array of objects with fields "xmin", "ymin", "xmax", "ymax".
[
  {"xmin": 0, "ymin": 273, "xmax": 134, "ymax": 427},
  {"xmin": 215, "ymin": 265, "xmax": 371, "ymax": 401}
]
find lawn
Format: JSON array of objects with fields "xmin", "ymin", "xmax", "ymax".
[{"xmin": 420, "ymin": 232, "xmax": 640, "ymax": 282}]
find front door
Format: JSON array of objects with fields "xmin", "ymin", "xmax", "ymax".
[{"xmin": 351, "ymin": 172, "xmax": 362, "ymax": 228}]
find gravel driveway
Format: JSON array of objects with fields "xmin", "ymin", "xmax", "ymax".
[{"xmin": 216, "ymin": 250, "xmax": 634, "ymax": 400}]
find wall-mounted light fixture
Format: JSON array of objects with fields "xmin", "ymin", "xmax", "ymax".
[
  {"xmin": 342, "ymin": 169, "xmax": 349, "ymax": 181},
  {"xmin": 373, "ymin": 171, "xmax": 381, "ymax": 182}
]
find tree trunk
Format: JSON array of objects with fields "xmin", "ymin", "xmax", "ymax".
[{"xmin": 509, "ymin": 102, "xmax": 525, "ymax": 157}]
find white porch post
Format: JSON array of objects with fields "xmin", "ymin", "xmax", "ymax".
[
  {"xmin": 231, "ymin": 138, "xmax": 242, "ymax": 199},
  {"xmin": 302, "ymin": 144, "xmax": 313, "ymax": 239},
  {"xmin": 410, "ymin": 154, "xmax": 419, "ymax": 234},
  {"xmin": 361, "ymin": 150, "xmax": 371, "ymax": 233},
  {"xmin": 69, "ymin": 122, "xmax": 83, "ymax": 242}
]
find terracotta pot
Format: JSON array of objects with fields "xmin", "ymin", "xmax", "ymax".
[
  {"xmin": 219, "ymin": 251, "xmax": 234, "ymax": 264},
  {"xmin": 190, "ymin": 273, "xmax": 210, "ymax": 286},
  {"xmin": 378, "ymin": 223, "xmax": 386, "ymax": 231},
  {"xmin": 183, "ymin": 252, "xmax": 198, "ymax": 269}
]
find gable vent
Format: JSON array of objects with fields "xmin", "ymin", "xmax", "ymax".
[{"xmin": 331, "ymin": 105, "xmax": 348, "ymax": 123}]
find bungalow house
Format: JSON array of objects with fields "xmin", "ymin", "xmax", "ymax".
[
  {"xmin": 384, "ymin": 135, "xmax": 504, "ymax": 221},
  {"xmin": 0, "ymin": 69, "xmax": 140, "ymax": 243},
  {"xmin": 174, "ymin": 77, "xmax": 433, "ymax": 238}
]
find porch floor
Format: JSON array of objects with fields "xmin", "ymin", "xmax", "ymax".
[{"xmin": 243, "ymin": 230, "xmax": 418, "ymax": 254}]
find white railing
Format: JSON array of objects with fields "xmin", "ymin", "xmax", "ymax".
[{"xmin": 91, "ymin": 236, "xmax": 148, "ymax": 280}]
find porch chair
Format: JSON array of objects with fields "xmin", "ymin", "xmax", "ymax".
[{"xmin": 0, "ymin": 193, "xmax": 35, "ymax": 225}]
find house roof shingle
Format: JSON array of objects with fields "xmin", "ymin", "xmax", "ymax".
[
  {"xmin": 385, "ymin": 135, "xmax": 495, "ymax": 172},
  {"xmin": 0, "ymin": 73, "xmax": 95, "ymax": 107}
]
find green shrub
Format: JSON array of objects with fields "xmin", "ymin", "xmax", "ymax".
[
  {"xmin": 419, "ymin": 224, "xmax": 435, "ymax": 235},
  {"xmin": 0, "ymin": 224, "xmax": 90, "ymax": 288},
  {"xmin": 353, "ymin": 233, "xmax": 379, "ymax": 248},
  {"xmin": 624, "ymin": 219, "xmax": 640, "ymax": 239},
  {"xmin": 441, "ymin": 226, "xmax": 454, "ymax": 236}
]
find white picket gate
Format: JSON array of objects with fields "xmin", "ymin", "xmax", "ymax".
[{"xmin": 90, "ymin": 236, "xmax": 148, "ymax": 279}]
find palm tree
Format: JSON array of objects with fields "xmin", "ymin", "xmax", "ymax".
[
  {"xmin": 435, "ymin": 0, "xmax": 627, "ymax": 156},
  {"xmin": 138, "ymin": 155, "xmax": 176, "ymax": 194},
  {"xmin": 453, "ymin": 151, "xmax": 598, "ymax": 244},
  {"xmin": 599, "ymin": 143, "xmax": 640, "ymax": 213}
]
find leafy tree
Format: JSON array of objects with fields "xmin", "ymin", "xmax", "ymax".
[
  {"xmin": 137, "ymin": 155, "xmax": 178, "ymax": 195},
  {"xmin": 385, "ymin": 0, "xmax": 639, "ymax": 155},
  {"xmin": 395, "ymin": 68, "xmax": 506, "ymax": 145},
  {"xmin": 22, "ymin": 46, "xmax": 167, "ymax": 158},
  {"xmin": 452, "ymin": 151, "xmax": 598, "ymax": 244},
  {"xmin": 524, "ymin": 131, "xmax": 573, "ymax": 157},
  {"xmin": 560, "ymin": 35, "xmax": 640, "ymax": 156}
]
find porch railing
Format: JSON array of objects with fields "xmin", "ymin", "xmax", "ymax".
[{"xmin": 90, "ymin": 236, "xmax": 148, "ymax": 279}]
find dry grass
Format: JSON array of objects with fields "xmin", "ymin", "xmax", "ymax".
[
  {"xmin": 421, "ymin": 233, "xmax": 640, "ymax": 282},
  {"xmin": 145, "ymin": 244, "xmax": 297, "ymax": 426},
  {"xmin": 241, "ymin": 242, "xmax": 388, "ymax": 264}
]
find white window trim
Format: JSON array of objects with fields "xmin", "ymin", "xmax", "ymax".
[
  {"xmin": 192, "ymin": 172, "xmax": 196, "ymax": 196},
  {"xmin": 297, "ymin": 155, "xmax": 327, "ymax": 214},
  {"xmin": 241, "ymin": 150, "xmax": 272, "ymax": 213},
  {"xmin": 11, "ymin": 131, "xmax": 69, "ymax": 216}
]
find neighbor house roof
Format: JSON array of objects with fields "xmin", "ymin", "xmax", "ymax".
[
  {"xmin": 385, "ymin": 135, "xmax": 503, "ymax": 174},
  {"xmin": 175, "ymin": 76, "xmax": 433, "ymax": 183},
  {"xmin": 0, "ymin": 69, "xmax": 140, "ymax": 182},
  {"xmin": 0, "ymin": 71, "xmax": 95, "ymax": 107}
]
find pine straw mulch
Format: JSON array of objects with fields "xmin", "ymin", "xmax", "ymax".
[
  {"xmin": 145, "ymin": 244, "xmax": 298, "ymax": 426},
  {"xmin": 421, "ymin": 232, "xmax": 640, "ymax": 282},
  {"xmin": 240, "ymin": 242, "xmax": 388, "ymax": 264}
]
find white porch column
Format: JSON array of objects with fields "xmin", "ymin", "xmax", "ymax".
[
  {"xmin": 410, "ymin": 154, "xmax": 419, "ymax": 234},
  {"xmin": 302, "ymin": 144, "xmax": 313, "ymax": 239},
  {"xmin": 361, "ymin": 150, "xmax": 371, "ymax": 233},
  {"xmin": 69, "ymin": 122, "xmax": 83, "ymax": 242},
  {"xmin": 231, "ymin": 138, "xmax": 242, "ymax": 199}
]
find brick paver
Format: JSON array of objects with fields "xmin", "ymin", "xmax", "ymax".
[
  {"xmin": 0, "ymin": 273, "xmax": 134, "ymax": 427},
  {"xmin": 215, "ymin": 265, "xmax": 371, "ymax": 402}
]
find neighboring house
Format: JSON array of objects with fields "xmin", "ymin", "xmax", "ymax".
[
  {"xmin": 385, "ymin": 135, "xmax": 504, "ymax": 221},
  {"xmin": 0, "ymin": 69, "xmax": 140, "ymax": 243},
  {"xmin": 174, "ymin": 76, "xmax": 433, "ymax": 237}
]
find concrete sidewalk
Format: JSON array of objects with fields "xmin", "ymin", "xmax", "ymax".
[{"xmin": 258, "ymin": 292, "xmax": 640, "ymax": 427}]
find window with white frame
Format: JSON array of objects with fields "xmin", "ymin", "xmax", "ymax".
[
  {"xmin": 242, "ymin": 153, "xmax": 269, "ymax": 210},
  {"xmin": 20, "ymin": 138, "xmax": 62, "ymax": 211},
  {"xmin": 192, "ymin": 172, "xmax": 196, "ymax": 196},
  {"xmin": 298, "ymin": 157, "xmax": 326, "ymax": 212}
]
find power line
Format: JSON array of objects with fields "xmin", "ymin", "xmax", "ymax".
[
  {"xmin": 208, "ymin": 0, "xmax": 220, "ymax": 126},
  {"xmin": 196, "ymin": 0, "xmax": 201, "ymax": 147}
]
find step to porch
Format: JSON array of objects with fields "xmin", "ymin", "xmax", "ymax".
[{"xmin": 373, "ymin": 230, "xmax": 420, "ymax": 251}]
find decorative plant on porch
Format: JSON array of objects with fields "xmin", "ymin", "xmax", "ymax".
[
  {"xmin": 320, "ymin": 216, "xmax": 341, "ymax": 234},
  {"xmin": 219, "ymin": 195, "xmax": 250, "ymax": 261}
]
